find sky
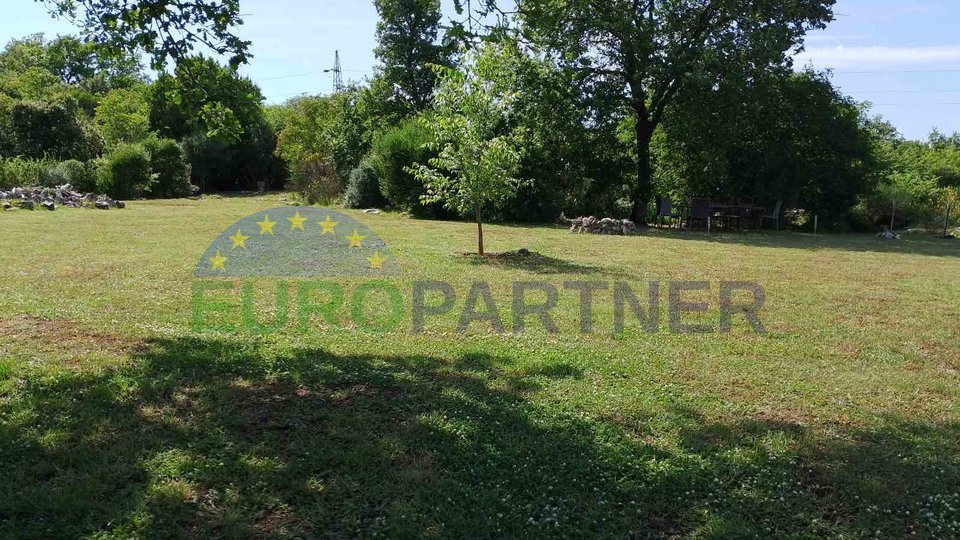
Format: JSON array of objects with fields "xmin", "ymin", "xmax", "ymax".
[{"xmin": 2, "ymin": 0, "xmax": 959, "ymax": 140}]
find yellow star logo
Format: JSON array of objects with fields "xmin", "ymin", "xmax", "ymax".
[
  {"xmin": 257, "ymin": 214, "xmax": 277, "ymax": 236},
  {"xmin": 229, "ymin": 229, "xmax": 250, "ymax": 249},
  {"xmin": 318, "ymin": 215, "xmax": 339, "ymax": 235},
  {"xmin": 346, "ymin": 229, "xmax": 366, "ymax": 248},
  {"xmin": 210, "ymin": 251, "xmax": 227, "ymax": 271},
  {"xmin": 367, "ymin": 251, "xmax": 386, "ymax": 270},
  {"xmin": 288, "ymin": 210, "xmax": 307, "ymax": 231}
]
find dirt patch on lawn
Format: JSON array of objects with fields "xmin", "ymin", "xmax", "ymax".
[{"xmin": 0, "ymin": 314, "xmax": 143, "ymax": 356}]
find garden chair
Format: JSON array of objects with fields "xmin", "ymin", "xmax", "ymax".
[
  {"xmin": 761, "ymin": 201, "xmax": 783, "ymax": 230},
  {"xmin": 686, "ymin": 198, "xmax": 711, "ymax": 230},
  {"xmin": 656, "ymin": 195, "xmax": 682, "ymax": 228}
]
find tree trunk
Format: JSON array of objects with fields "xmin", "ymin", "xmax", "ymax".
[
  {"xmin": 631, "ymin": 115, "xmax": 654, "ymax": 225},
  {"xmin": 476, "ymin": 205, "xmax": 485, "ymax": 256},
  {"xmin": 890, "ymin": 202, "xmax": 896, "ymax": 231},
  {"xmin": 944, "ymin": 201, "xmax": 953, "ymax": 236}
]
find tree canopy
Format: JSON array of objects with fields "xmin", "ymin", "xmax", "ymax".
[{"xmin": 518, "ymin": 0, "xmax": 836, "ymax": 222}]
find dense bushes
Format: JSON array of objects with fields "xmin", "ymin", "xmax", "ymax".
[
  {"xmin": 369, "ymin": 119, "xmax": 439, "ymax": 216},
  {"xmin": 0, "ymin": 158, "xmax": 100, "ymax": 191},
  {"xmin": 95, "ymin": 139, "xmax": 194, "ymax": 199},
  {"xmin": 97, "ymin": 143, "xmax": 153, "ymax": 199},
  {"xmin": 344, "ymin": 159, "xmax": 387, "ymax": 209},
  {"xmin": 9, "ymin": 98, "xmax": 103, "ymax": 160},
  {"xmin": 0, "ymin": 158, "xmax": 54, "ymax": 189},
  {"xmin": 144, "ymin": 138, "xmax": 194, "ymax": 198},
  {"xmin": 181, "ymin": 119, "xmax": 285, "ymax": 192},
  {"xmin": 52, "ymin": 159, "xmax": 98, "ymax": 192}
]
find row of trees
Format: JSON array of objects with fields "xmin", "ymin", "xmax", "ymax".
[
  {"xmin": 0, "ymin": 34, "xmax": 283, "ymax": 198},
  {"xmin": 265, "ymin": 0, "xmax": 957, "ymax": 240},
  {"xmin": 4, "ymin": 1, "xmax": 959, "ymax": 245}
]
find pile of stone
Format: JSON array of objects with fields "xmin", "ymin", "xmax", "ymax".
[
  {"xmin": 0, "ymin": 184, "xmax": 125, "ymax": 211},
  {"xmin": 567, "ymin": 216, "xmax": 637, "ymax": 235}
]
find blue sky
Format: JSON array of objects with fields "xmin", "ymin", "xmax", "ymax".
[{"xmin": 3, "ymin": 0, "xmax": 959, "ymax": 140}]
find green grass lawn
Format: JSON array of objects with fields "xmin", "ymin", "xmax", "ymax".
[{"xmin": 1, "ymin": 195, "xmax": 959, "ymax": 539}]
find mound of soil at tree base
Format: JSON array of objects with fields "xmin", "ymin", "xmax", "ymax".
[{"xmin": 458, "ymin": 248, "xmax": 539, "ymax": 260}]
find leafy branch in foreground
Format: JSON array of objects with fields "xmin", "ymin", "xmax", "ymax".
[{"xmin": 38, "ymin": 0, "xmax": 250, "ymax": 71}]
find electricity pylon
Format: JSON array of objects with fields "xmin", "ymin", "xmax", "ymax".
[{"xmin": 324, "ymin": 50, "xmax": 345, "ymax": 94}]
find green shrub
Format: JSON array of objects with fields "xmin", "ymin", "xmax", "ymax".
[
  {"xmin": 369, "ymin": 118, "xmax": 441, "ymax": 216},
  {"xmin": 9, "ymin": 98, "xmax": 103, "ymax": 161},
  {"xmin": 344, "ymin": 159, "xmax": 387, "ymax": 209},
  {"xmin": 144, "ymin": 138, "xmax": 195, "ymax": 198},
  {"xmin": 0, "ymin": 158, "xmax": 55, "ymax": 189},
  {"xmin": 862, "ymin": 172, "xmax": 942, "ymax": 229},
  {"xmin": 55, "ymin": 160, "xmax": 99, "ymax": 193},
  {"xmin": 289, "ymin": 157, "xmax": 340, "ymax": 205},
  {"xmin": 39, "ymin": 164, "xmax": 71, "ymax": 187},
  {"xmin": 98, "ymin": 144, "xmax": 155, "ymax": 199}
]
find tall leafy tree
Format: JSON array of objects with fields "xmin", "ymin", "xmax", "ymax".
[
  {"xmin": 374, "ymin": 0, "xmax": 448, "ymax": 112},
  {"xmin": 40, "ymin": 0, "xmax": 251, "ymax": 137},
  {"xmin": 654, "ymin": 69, "xmax": 881, "ymax": 227},
  {"xmin": 148, "ymin": 56, "xmax": 263, "ymax": 143},
  {"xmin": 95, "ymin": 85, "xmax": 151, "ymax": 147},
  {"xmin": 518, "ymin": 0, "xmax": 835, "ymax": 223}
]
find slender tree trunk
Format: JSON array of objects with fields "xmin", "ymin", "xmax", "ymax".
[
  {"xmin": 631, "ymin": 116, "xmax": 654, "ymax": 225},
  {"xmin": 476, "ymin": 205, "xmax": 484, "ymax": 256},
  {"xmin": 944, "ymin": 201, "xmax": 953, "ymax": 236},
  {"xmin": 890, "ymin": 202, "xmax": 896, "ymax": 231}
]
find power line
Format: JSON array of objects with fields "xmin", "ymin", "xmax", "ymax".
[
  {"xmin": 849, "ymin": 90, "xmax": 960, "ymax": 94},
  {"xmin": 833, "ymin": 68, "xmax": 960, "ymax": 75},
  {"xmin": 870, "ymin": 102, "xmax": 960, "ymax": 106},
  {"xmin": 259, "ymin": 68, "xmax": 371, "ymax": 82}
]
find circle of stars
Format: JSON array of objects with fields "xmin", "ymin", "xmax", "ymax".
[{"xmin": 209, "ymin": 210, "xmax": 389, "ymax": 273}]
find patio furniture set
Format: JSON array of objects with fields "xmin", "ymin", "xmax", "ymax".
[{"xmin": 655, "ymin": 195, "xmax": 782, "ymax": 231}]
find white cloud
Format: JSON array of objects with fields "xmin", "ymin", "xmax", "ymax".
[
  {"xmin": 795, "ymin": 45, "xmax": 960, "ymax": 70},
  {"xmin": 803, "ymin": 34, "xmax": 869, "ymax": 44}
]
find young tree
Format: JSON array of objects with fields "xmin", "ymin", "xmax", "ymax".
[
  {"xmin": 410, "ymin": 44, "xmax": 526, "ymax": 256},
  {"xmin": 374, "ymin": 0, "xmax": 449, "ymax": 112},
  {"xmin": 517, "ymin": 0, "xmax": 835, "ymax": 223},
  {"xmin": 878, "ymin": 178, "xmax": 914, "ymax": 232}
]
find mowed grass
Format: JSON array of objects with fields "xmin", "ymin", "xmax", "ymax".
[{"xmin": 1, "ymin": 195, "xmax": 958, "ymax": 539}]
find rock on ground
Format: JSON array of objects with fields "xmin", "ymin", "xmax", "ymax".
[
  {"xmin": 0, "ymin": 184, "xmax": 124, "ymax": 211},
  {"xmin": 567, "ymin": 215, "xmax": 637, "ymax": 235}
]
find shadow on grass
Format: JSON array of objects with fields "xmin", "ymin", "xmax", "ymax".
[
  {"xmin": 1, "ymin": 336, "xmax": 958, "ymax": 538},
  {"xmin": 461, "ymin": 250, "xmax": 636, "ymax": 279},
  {"xmin": 486, "ymin": 219, "xmax": 960, "ymax": 258},
  {"xmin": 639, "ymin": 227, "xmax": 960, "ymax": 258}
]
